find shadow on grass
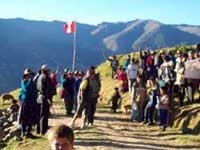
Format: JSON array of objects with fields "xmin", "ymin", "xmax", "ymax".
[
  {"xmin": 95, "ymin": 115, "xmax": 130, "ymax": 122},
  {"xmin": 75, "ymin": 138, "xmax": 200, "ymax": 149}
]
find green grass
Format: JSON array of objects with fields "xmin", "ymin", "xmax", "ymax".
[
  {"xmin": 6, "ymin": 136, "xmax": 49, "ymax": 150},
  {"xmin": 9, "ymin": 88, "xmax": 21, "ymax": 100},
  {"xmin": 176, "ymin": 135, "xmax": 200, "ymax": 144},
  {"xmin": 0, "ymin": 89, "xmax": 21, "ymax": 111},
  {"xmin": 2, "ymin": 44, "xmax": 199, "ymax": 149}
]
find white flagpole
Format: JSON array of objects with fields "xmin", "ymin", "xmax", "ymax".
[{"xmin": 72, "ymin": 21, "xmax": 76, "ymax": 71}]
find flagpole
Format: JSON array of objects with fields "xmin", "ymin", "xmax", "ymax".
[{"xmin": 72, "ymin": 21, "xmax": 76, "ymax": 71}]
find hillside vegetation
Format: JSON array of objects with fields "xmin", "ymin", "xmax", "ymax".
[
  {"xmin": 0, "ymin": 44, "xmax": 199, "ymax": 149},
  {"xmin": 97, "ymin": 44, "xmax": 199, "ymax": 134}
]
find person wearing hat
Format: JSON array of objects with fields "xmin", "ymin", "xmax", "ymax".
[
  {"xmin": 36, "ymin": 64, "xmax": 53, "ymax": 135},
  {"xmin": 18, "ymin": 68, "xmax": 37, "ymax": 138},
  {"xmin": 107, "ymin": 55, "xmax": 119, "ymax": 79},
  {"xmin": 74, "ymin": 70, "xmax": 84, "ymax": 111}
]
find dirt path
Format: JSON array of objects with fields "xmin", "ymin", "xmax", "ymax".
[{"xmin": 49, "ymin": 104, "xmax": 200, "ymax": 150}]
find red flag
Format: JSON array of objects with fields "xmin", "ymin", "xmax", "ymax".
[{"xmin": 64, "ymin": 21, "xmax": 76, "ymax": 33}]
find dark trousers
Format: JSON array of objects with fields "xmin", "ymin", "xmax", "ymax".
[
  {"xmin": 185, "ymin": 83, "xmax": 194, "ymax": 104},
  {"xmin": 145, "ymin": 106, "xmax": 155, "ymax": 123},
  {"xmin": 87, "ymin": 98, "xmax": 97, "ymax": 124},
  {"xmin": 64, "ymin": 94, "xmax": 74, "ymax": 114},
  {"xmin": 160, "ymin": 109, "xmax": 168, "ymax": 128},
  {"xmin": 178, "ymin": 85, "xmax": 185, "ymax": 106},
  {"xmin": 37, "ymin": 101, "xmax": 50, "ymax": 135},
  {"xmin": 111, "ymin": 68, "xmax": 117, "ymax": 79},
  {"xmin": 21, "ymin": 122, "xmax": 32, "ymax": 135}
]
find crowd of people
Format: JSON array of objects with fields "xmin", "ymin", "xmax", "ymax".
[
  {"xmin": 107, "ymin": 43, "xmax": 200, "ymax": 131},
  {"xmin": 4, "ymin": 44, "xmax": 199, "ymax": 149},
  {"xmin": 13, "ymin": 64, "xmax": 101, "ymax": 139}
]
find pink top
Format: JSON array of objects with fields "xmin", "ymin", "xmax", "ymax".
[{"xmin": 118, "ymin": 71, "xmax": 128, "ymax": 81}]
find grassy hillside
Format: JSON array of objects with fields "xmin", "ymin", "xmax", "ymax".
[
  {"xmin": 1, "ymin": 44, "xmax": 199, "ymax": 149},
  {"xmin": 97, "ymin": 44, "xmax": 199, "ymax": 135},
  {"xmin": 97, "ymin": 44, "xmax": 195, "ymax": 78}
]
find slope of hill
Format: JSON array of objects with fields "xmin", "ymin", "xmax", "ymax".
[
  {"xmin": 97, "ymin": 45, "xmax": 199, "ymax": 135},
  {"xmin": 0, "ymin": 18, "xmax": 200, "ymax": 92}
]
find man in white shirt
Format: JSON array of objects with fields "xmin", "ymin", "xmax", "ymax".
[{"xmin": 127, "ymin": 58, "xmax": 138, "ymax": 93}]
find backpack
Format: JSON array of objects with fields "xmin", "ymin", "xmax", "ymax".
[{"xmin": 84, "ymin": 75, "xmax": 101, "ymax": 99}]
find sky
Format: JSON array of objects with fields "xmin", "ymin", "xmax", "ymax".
[{"xmin": 0, "ymin": 0, "xmax": 199, "ymax": 25}]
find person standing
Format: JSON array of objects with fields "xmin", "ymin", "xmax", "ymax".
[
  {"xmin": 146, "ymin": 51, "xmax": 156, "ymax": 78},
  {"xmin": 131, "ymin": 75, "xmax": 147, "ymax": 122},
  {"xmin": 127, "ymin": 58, "xmax": 138, "ymax": 93},
  {"xmin": 82, "ymin": 66, "xmax": 101, "ymax": 127},
  {"xmin": 158, "ymin": 86, "xmax": 169, "ymax": 131},
  {"xmin": 62, "ymin": 70, "xmax": 75, "ymax": 115},
  {"xmin": 123, "ymin": 54, "xmax": 131, "ymax": 70},
  {"xmin": 107, "ymin": 55, "xmax": 119, "ymax": 79},
  {"xmin": 36, "ymin": 64, "xmax": 53, "ymax": 135},
  {"xmin": 18, "ymin": 69, "xmax": 37, "ymax": 138},
  {"xmin": 70, "ymin": 67, "xmax": 101, "ymax": 128},
  {"xmin": 49, "ymin": 67, "xmax": 59, "ymax": 103},
  {"xmin": 74, "ymin": 71, "xmax": 84, "ymax": 111}
]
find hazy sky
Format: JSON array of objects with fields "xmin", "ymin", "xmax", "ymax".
[{"xmin": 0, "ymin": 0, "xmax": 199, "ymax": 25}]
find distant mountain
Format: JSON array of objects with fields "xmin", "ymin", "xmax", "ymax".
[
  {"xmin": 0, "ymin": 18, "xmax": 200, "ymax": 92},
  {"xmin": 95, "ymin": 19, "xmax": 200, "ymax": 53}
]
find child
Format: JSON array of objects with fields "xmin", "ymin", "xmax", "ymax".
[
  {"xmin": 159, "ymin": 86, "xmax": 169, "ymax": 131},
  {"xmin": 143, "ymin": 77, "xmax": 159, "ymax": 125},
  {"xmin": 48, "ymin": 124, "xmax": 74, "ymax": 150},
  {"xmin": 108, "ymin": 87, "xmax": 122, "ymax": 113}
]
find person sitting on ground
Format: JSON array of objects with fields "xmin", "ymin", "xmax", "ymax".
[
  {"xmin": 8, "ymin": 99, "xmax": 19, "ymax": 122},
  {"xmin": 108, "ymin": 87, "xmax": 122, "ymax": 113},
  {"xmin": 9, "ymin": 99, "xmax": 19, "ymax": 114},
  {"xmin": 48, "ymin": 124, "xmax": 74, "ymax": 150}
]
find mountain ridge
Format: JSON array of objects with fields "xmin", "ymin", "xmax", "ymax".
[{"xmin": 0, "ymin": 18, "xmax": 200, "ymax": 92}]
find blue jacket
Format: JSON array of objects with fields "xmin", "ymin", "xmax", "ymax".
[{"xmin": 19, "ymin": 79, "xmax": 37, "ymax": 102}]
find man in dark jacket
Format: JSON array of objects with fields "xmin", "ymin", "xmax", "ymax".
[
  {"xmin": 107, "ymin": 55, "xmax": 119, "ymax": 79},
  {"xmin": 36, "ymin": 64, "xmax": 53, "ymax": 135}
]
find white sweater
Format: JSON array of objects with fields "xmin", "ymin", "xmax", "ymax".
[{"xmin": 127, "ymin": 64, "xmax": 138, "ymax": 79}]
